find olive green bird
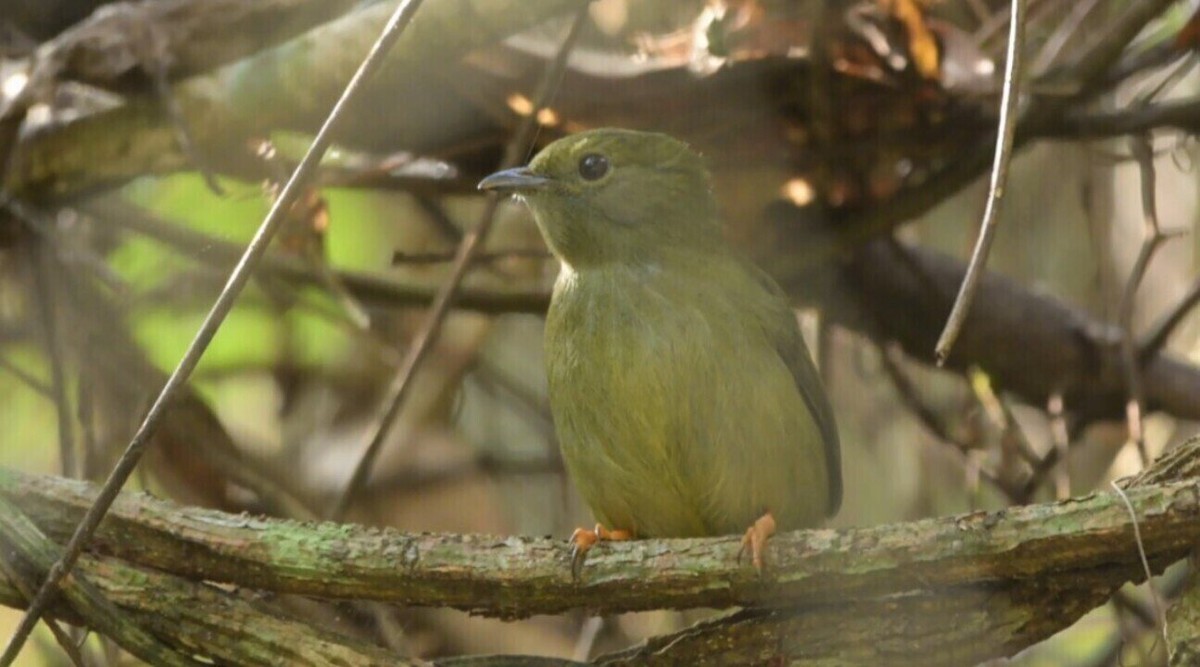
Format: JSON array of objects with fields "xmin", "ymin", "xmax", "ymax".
[{"xmin": 479, "ymin": 128, "xmax": 841, "ymax": 572}]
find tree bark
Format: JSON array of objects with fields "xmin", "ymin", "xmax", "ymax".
[{"xmin": 3, "ymin": 436, "xmax": 1199, "ymax": 665}]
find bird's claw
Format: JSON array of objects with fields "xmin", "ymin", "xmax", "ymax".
[
  {"xmin": 569, "ymin": 524, "xmax": 631, "ymax": 582},
  {"xmin": 569, "ymin": 527, "xmax": 598, "ymax": 581},
  {"xmin": 737, "ymin": 511, "xmax": 777, "ymax": 575}
]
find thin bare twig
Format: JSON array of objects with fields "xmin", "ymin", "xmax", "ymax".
[
  {"xmin": 391, "ymin": 248, "xmax": 551, "ymax": 265},
  {"xmin": 967, "ymin": 368, "xmax": 1040, "ymax": 467},
  {"xmin": 935, "ymin": 0, "xmax": 1025, "ymax": 364},
  {"xmin": 367, "ymin": 453, "xmax": 562, "ymax": 494},
  {"xmin": 1112, "ymin": 587, "xmax": 1162, "ymax": 637},
  {"xmin": 839, "ymin": 0, "xmax": 1177, "ymax": 279},
  {"xmin": 30, "ymin": 238, "xmax": 77, "ymax": 478},
  {"xmin": 1114, "ymin": 104, "xmax": 1191, "ymax": 411},
  {"xmin": 1119, "ymin": 136, "xmax": 1184, "ymax": 469},
  {"xmin": 0, "ymin": 454, "xmax": 86, "ymax": 666},
  {"xmin": 973, "ymin": 0, "xmax": 1046, "ymax": 49},
  {"xmin": 880, "ymin": 344, "xmax": 970, "ymax": 452},
  {"xmin": 85, "ymin": 197, "xmax": 551, "ymax": 316},
  {"xmin": 0, "ymin": 0, "xmax": 429, "ymax": 662},
  {"xmin": 1101, "ymin": 563, "xmax": 1192, "ymax": 665},
  {"xmin": 328, "ymin": 1, "xmax": 592, "ymax": 520},
  {"xmin": 0, "ymin": 548, "xmax": 86, "ymax": 667},
  {"xmin": 1047, "ymin": 392, "xmax": 1071, "ymax": 500},
  {"xmin": 1031, "ymin": 0, "xmax": 1101, "ymax": 75},
  {"xmin": 0, "ymin": 356, "xmax": 51, "ymax": 398},
  {"xmin": 472, "ymin": 358, "xmax": 555, "ymax": 434},
  {"xmin": 1046, "ymin": 96, "xmax": 1200, "ymax": 139},
  {"xmin": 75, "ymin": 376, "xmax": 98, "ymax": 481},
  {"xmin": 572, "ymin": 616, "xmax": 604, "ymax": 662},
  {"xmin": 965, "ymin": 0, "xmax": 992, "ymax": 27},
  {"xmin": 1071, "ymin": 3, "xmax": 1178, "ymax": 89},
  {"xmin": 413, "ymin": 194, "xmax": 466, "ymax": 244},
  {"xmin": 141, "ymin": 15, "xmax": 224, "ymax": 197},
  {"xmin": 1134, "ymin": 55, "xmax": 1199, "ymax": 109},
  {"xmin": 1111, "ymin": 479, "xmax": 1171, "ymax": 659},
  {"xmin": 1019, "ymin": 448, "xmax": 1061, "ymax": 504},
  {"xmin": 253, "ymin": 138, "xmax": 371, "ymax": 329},
  {"xmin": 1100, "ymin": 5, "xmax": 1200, "ymax": 91},
  {"xmin": 878, "ymin": 343, "xmax": 1017, "ymax": 503},
  {"xmin": 0, "ymin": 497, "xmax": 205, "ymax": 666},
  {"xmin": 1141, "ymin": 276, "xmax": 1200, "ymax": 360}
]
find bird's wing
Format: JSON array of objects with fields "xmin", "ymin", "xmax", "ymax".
[{"xmin": 749, "ymin": 262, "xmax": 843, "ymax": 516}]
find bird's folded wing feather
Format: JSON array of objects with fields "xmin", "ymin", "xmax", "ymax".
[{"xmin": 750, "ymin": 262, "xmax": 843, "ymax": 515}]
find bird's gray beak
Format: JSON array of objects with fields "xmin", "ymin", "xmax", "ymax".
[{"xmin": 477, "ymin": 167, "xmax": 551, "ymax": 193}]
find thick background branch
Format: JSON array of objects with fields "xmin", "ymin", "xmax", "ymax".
[
  {"xmin": 832, "ymin": 237, "xmax": 1200, "ymax": 424},
  {"xmin": 25, "ymin": 0, "xmax": 360, "ymax": 90},
  {"xmin": 6, "ymin": 0, "xmax": 582, "ymax": 195}
]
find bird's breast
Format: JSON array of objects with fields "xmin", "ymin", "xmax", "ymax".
[{"xmin": 542, "ymin": 260, "xmax": 831, "ymax": 537}]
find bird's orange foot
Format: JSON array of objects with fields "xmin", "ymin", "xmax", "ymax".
[
  {"xmin": 569, "ymin": 524, "xmax": 632, "ymax": 581},
  {"xmin": 737, "ymin": 511, "xmax": 777, "ymax": 575}
]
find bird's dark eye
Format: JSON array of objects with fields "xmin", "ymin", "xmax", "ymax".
[{"xmin": 578, "ymin": 153, "xmax": 610, "ymax": 181}]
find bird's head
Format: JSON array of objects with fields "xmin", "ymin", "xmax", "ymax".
[{"xmin": 479, "ymin": 128, "xmax": 721, "ymax": 269}]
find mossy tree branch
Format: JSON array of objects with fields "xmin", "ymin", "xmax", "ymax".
[
  {"xmin": 3, "ymin": 437, "xmax": 1200, "ymax": 665},
  {"xmin": 0, "ymin": 495, "xmax": 404, "ymax": 666}
]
